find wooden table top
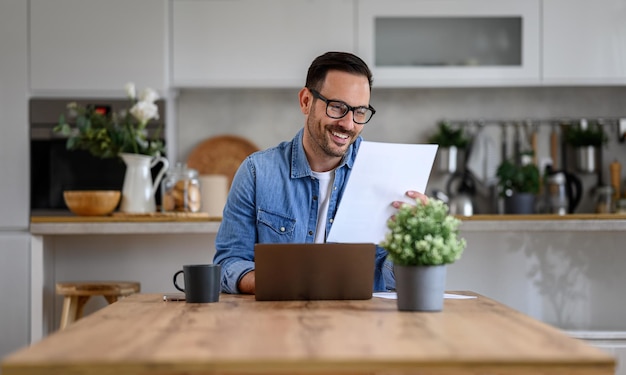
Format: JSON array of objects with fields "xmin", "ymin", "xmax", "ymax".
[{"xmin": 2, "ymin": 292, "xmax": 614, "ymax": 375}]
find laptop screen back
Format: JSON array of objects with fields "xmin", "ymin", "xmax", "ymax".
[{"xmin": 254, "ymin": 243, "xmax": 376, "ymax": 301}]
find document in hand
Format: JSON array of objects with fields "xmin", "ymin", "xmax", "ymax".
[{"xmin": 326, "ymin": 141, "xmax": 438, "ymax": 244}]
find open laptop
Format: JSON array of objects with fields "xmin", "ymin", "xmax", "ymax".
[{"xmin": 254, "ymin": 243, "xmax": 376, "ymax": 301}]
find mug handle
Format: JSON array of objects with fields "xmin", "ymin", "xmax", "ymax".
[
  {"xmin": 151, "ymin": 156, "xmax": 170, "ymax": 195},
  {"xmin": 173, "ymin": 270, "xmax": 185, "ymax": 292}
]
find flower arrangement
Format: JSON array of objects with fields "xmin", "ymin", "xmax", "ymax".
[
  {"xmin": 380, "ymin": 199, "xmax": 466, "ymax": 266},
  {"xmin": 53, "ymin": 83, "xmax": 164, "ymax": 158}
]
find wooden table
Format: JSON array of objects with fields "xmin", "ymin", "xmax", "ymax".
[{"xmin": 2, "ymin": 293, "xmax": 614, "ymax": 375}]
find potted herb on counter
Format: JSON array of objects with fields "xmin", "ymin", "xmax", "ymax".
[{"xmin": 496, "ymin": 152, "xmax": 540, "ymax": 214}]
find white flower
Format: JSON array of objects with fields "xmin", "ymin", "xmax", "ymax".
[
  {"xmin": 125, "ymin": 82, "xmax": 136, "ymax": 100},
  {"xmin": 130, "ymin": 100, "xmax": 159, "ymax": 125},
  {"xmin": 139, "ymin": 87, "xmax": 159, "ymax": 103}
]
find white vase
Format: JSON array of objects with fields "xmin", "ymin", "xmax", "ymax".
[{"xmin": 119, "ymin": 153, "xmax": 169, "ymax": 213}]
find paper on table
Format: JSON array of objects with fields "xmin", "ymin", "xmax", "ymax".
[
  {"xmin": 326, "ymin": 141, "xmax": 438, "ymax": 244},
  {"xmin": 372, "ymin": 292, "xmax": 477, "ymax": 300}
]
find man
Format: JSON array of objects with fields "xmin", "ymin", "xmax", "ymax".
[{"xmin": 213, "ymin": 51, "xmax": 428, "ymax": 294}]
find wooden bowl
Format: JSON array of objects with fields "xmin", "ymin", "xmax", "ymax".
[{"xmin": 63, "ymin": 190, "xmax": 121, "ymax": 216}]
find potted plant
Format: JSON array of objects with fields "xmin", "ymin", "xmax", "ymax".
[
  {"xmin": 53, "ymin": 83, "xmax": 169, "ymax": 213},
  {"xmin": 428, "ymin": 121, "xmax": 470, "ymax": 174},
  {"xmin": 380, "ymin": 199, "xmax": 466, "ymax": 311},
  {"xmin": 564, "ymin": 120, "xmax": 607, "ymax": 173},
  {"xmin": 495, "ymin": 152, "xmax": 540, "ymax": 214}
]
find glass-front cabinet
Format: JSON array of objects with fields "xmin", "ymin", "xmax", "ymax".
[{"xmin": 357, "ymin": 0, "xmax": 541, "ymax": 87}]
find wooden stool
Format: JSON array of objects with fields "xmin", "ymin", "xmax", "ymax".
[{"xmin": 55, "ymin": 281, "xmax": 141, "ymax": 330}]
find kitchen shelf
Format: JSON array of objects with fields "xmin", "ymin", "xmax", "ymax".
[{"xmin": 459, "ymin": 213, "xmax": 626, "ymax": 232}]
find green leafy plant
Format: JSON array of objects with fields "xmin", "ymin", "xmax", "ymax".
[
  {"xmin": 380, "ymin": 199, "xmax": 466, "ymax": 266},
  {"xmin": 496, "ymin": 153, "xmax": 540, "ymax": 196},
  {"xmin": 53, "ymin": 83, "xmax": 164, "ymax": 159},
  {"xmin": 564, "ymin": 122, "xmax": 607, "ymax": 147},
  {"xmin": 428, "ymin": 121, "xmax": 470, "ymax": 148}
]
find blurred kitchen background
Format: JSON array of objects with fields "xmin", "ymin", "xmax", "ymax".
[{"xmin": 176, "ymin": 87, "xmax": 626, "ymax": 214}]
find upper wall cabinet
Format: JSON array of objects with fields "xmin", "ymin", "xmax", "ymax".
[
  {"xmin": 357, "ymin": 0, "xmax": 541, "ymax": 87},
  {"xmin": 543, "ymin": 0, "xmax": 626, "ymax": 85},
  {"xmin": 30, "ymin": 0, "xmax": 168, "ymax": 96},
  {"xmin": 172, "ymin": 0, "xmax": 355, "ymax": 88}
]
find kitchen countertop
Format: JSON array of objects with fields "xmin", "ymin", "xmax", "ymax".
[
  {"xmin": 30, "ymin": 213, "xmax": 626, "ymax": 235},
  {"xmin": 30, "ymin": 213, "xmax": 221, "ymax": 235}
]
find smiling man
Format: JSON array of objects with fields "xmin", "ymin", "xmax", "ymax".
[{"xmin": 213, "ymin": 51, "xmax": 427, "ymax": 294}]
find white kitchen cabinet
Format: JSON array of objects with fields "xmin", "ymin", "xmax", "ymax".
[
  {"xmin": 0, "ymin": 233, "xmax": 31, "ymax": 358},
  {"xmin": 172, "ymin": 0, "xmax": 355, "ymax": 88},
  {"xmin": 30, "ymin": 0, "xmax": 169, "ymax": 96},
  {"xmin": 357, "ymin": 0, "xmax": 541, "ymax": 87},
  {"xmin": 543, "ymin": 0, "xmax": 626, "ymax": 85},
  {"xmin": 0, "ymin": 0, "xmax": 29, "ymax": 230}
]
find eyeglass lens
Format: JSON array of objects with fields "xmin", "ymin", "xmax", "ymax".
[{"xmin": 310, "ymin": 89, "xmax": 374, "ymax": 124}]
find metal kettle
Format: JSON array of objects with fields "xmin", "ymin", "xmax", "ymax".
[
  {"xmin": 442, "ymin": 170, "xmax": 476, "ymax": 216},
  {"xmin": 543, "ymin": 165, "xmax": 583, "ymax": 214}
]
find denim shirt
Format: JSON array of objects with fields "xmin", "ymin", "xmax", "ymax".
[{"xmin": 213, "ymin": 128, "xmax": 396, "ymax": 294}]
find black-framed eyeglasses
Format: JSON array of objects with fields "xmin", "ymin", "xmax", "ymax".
[{"xmin": 308, "ymin": 88, "xmax": 376, "ymax": 125}]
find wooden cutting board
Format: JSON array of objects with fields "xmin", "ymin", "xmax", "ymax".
[{"xmin": 186, "ymin": 135, "xmax": 260, "ymax": 187}]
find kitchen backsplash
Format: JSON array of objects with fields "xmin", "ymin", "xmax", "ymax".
[{"xmin": 175, "ymin": 86, "xmax": 626, "ymax": 214}]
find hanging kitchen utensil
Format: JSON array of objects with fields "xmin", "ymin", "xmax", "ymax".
[
  {"xmin": 500, "ymin": 122, "xmax": 508, "ymax": 162},
  {"xmin": 550, "ymin": 122, "xmax": 559, "ymax": 169},
  {"xmin": 527, "ymin": 120, "xmax": 538, "ymax": 166}
]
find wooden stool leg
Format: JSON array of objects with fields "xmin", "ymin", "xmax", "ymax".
[
  {"xmin": 103, "ymin": 295, "xmax": 119, "ymax": 304},
  {"xmin": 59, "ymin": 296, "xmax": 75, "ymax": 330},
  {"xmin": 75, "ymin": 296, "xmax": 90, "ymax": 322},
  {"xmin": 59, "ymin": 295, "xmax": 91, "ymax": 330}
]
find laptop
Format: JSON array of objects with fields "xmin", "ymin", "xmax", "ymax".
[{"xmin": 254, "ymin": 243, "xmax": 376, "ymax": 301}]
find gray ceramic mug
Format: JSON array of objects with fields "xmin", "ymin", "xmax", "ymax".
[{"xmin": 173, "ymin": 264, "xmax": 221, "ymax": 303}]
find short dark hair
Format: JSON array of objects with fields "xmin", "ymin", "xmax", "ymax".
[{"xmin": 305, "ymin": 51, "xmax": 373, "ymax": 92}]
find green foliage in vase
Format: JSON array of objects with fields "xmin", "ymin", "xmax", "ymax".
[
  {"xmin": 380, "ymin": 199, "xmax": 466, "ymax": 266},
  {"xmin": 564, "ymin": 122, "xmax": 607, "ymax": 147},
  {"xmin": 428, "ymin": 121, "xmax": 470, "ymax": 148},
  {"xmin": 53, "ymin": 83, "xmax": 164, "ymax": 159}
]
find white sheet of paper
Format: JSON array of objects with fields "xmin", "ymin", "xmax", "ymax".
[
  {"xmin": 326, "ymin": 141, "xmax": 438, "ymax": 244},
  {"xmin": 372, "ymin": 292, "xmax": 477, "ymax": 300}
]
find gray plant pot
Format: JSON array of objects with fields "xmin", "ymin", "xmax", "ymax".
[
  {"xmin": 394, "ymin": 264, "xmax": 446, "ymax": 312},
  {"xmin": 504, "ymin": 193, "xmax": 536, "ymax": 214}
]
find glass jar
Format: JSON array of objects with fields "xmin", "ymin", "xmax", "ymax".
[
  {"xmin": 594, "ymin": 185, "xmax": 614, "ymax": 214},
  {"xmin": 161, "ymin": 163, "xmax": 201, "ymax": 213}
]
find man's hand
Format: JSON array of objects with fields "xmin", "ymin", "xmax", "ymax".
[
  {"xmin": 238, "ymin": 270, "xmax": 256, "ymax": 294},
  {"xmin": 391, "ymin": 190, "xmax": 429, "ymax": 209}
]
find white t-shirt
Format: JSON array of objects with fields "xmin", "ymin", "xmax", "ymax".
[{"xmin": 311, "ymin": 170, "xmax": 335, "ymax": 243}]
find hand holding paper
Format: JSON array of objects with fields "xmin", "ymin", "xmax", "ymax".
[{"xmin": 326, "ymin": 141, "xmax": 438, "ymax": 244}]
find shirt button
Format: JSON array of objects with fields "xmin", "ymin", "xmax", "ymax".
[
  {"xmin": 313, "ymin": 196, "xmax": 318, "ymax": 200},
  {"xmin": 329, "ymin": 218, "xmax": 334, "ymax": 223},
  {"xmin": 308, "ymin": 230, "xmax": 313, "ymax": 235},
  {"xmin": 280, "ymin": 227, "xmax": 286, "ymax": 232}
]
